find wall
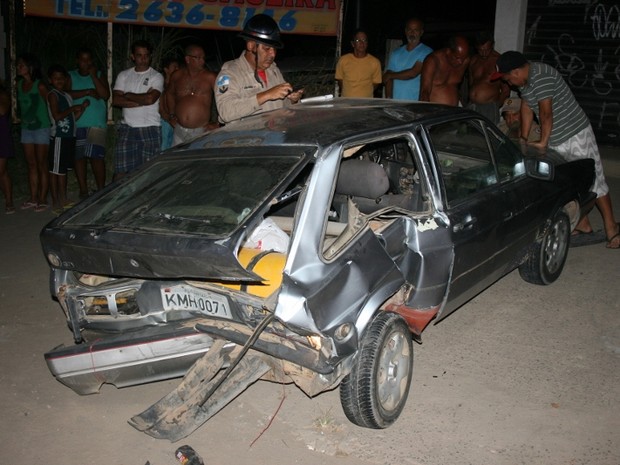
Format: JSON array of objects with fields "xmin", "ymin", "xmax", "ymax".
[
  {"xmin": 494, "ymin": 0, "xmax": 528, "ymax": 52},
  {"xmin": 523, "ymin": 0, "xmax": 620, "ymax": 144}
]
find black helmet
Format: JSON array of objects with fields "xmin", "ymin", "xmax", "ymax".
[{"xmin": 239, "ymin": 14, "xmax": 283, "ymax": 49}]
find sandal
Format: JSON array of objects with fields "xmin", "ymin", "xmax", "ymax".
[
  {"xmin": 606, "ymin": 223, "xmax": 620, "ymax": 249},
  {"xmin": 34, "ymin": 203, "xmax": 49, "ymax": 212},
  {"xmin": 20, "ymin": 200, "xmax": 37, "ymax": 210},
  {"xmin": 569, "ymin": 228, "xmax": 605, "ymax": 248},
  {"xmin": 5, "ymin": 205, "xmax": 15, "ymax": 214}
]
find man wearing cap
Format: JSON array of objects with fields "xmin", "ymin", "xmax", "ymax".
[
  {"xmin": 215, "ymin": 14, "xmax": 303, "ymax": 124},
  {"xmin": 492, "ymin": 50, "xmax": 619, "ymax": 249},
  {"xmin": 497, "ymin": 97, "xmax": 540, "ymax": 141}
]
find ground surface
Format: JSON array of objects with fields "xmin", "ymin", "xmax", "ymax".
[{"xmin": 1, "ymin": 148, "xmax": 618, "ymax": 465}]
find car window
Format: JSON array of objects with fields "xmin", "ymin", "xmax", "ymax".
[
  {"xmin": 428, "ymin": 119, "xmax": 498, "ymax": 205},
  {"xmin": 64, "ymin": 155, "xmax": 302, "ymax": 236},
  {"xmin": 485, "ymin": 125, "xmax": 525, "ymax": 182},
  {"xmin": 323, "ymin": 136, "xmax": 428, "ymax": 259}
]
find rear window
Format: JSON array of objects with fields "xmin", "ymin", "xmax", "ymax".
[{"xmin": 64, "ymin": 155, "xmax": 302, "ymax": 236}]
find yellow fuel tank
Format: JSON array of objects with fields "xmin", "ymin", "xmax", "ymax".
[{"xmin": 223, "ymin": 248, "xmax": 286, "ymax": 297}]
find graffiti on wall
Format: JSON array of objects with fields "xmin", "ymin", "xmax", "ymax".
[{"xmin": 525, "ymin": 1, "xmax": 620, "ymax": 142}]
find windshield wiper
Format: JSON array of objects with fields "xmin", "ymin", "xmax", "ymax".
[
  {"xmin": 272, "ymin": 185, "xmax": 303, "ymax": 205},
  {"xmin": 156, "ymin": 213, "xmax": 212, "ymax": 224}
]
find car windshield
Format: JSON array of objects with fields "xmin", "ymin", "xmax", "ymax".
[{"xmin": 64, "ymin": 155, "xmax": 303, "ymax": 236}]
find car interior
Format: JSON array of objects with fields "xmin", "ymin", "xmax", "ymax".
[{"xmin": 237, "ymin": 136, "xmax": 430, "ymax": 291}]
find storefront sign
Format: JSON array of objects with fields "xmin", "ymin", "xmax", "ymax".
[{"xmin": 25, "ymin": 0, "xmax": 341, "ymax": 35}]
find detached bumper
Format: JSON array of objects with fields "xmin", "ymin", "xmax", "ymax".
[{"xmin": 45, "ymin": 320, "xmax": 222, "ymax": 395}]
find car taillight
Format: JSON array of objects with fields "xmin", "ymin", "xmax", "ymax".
[{"xmin": 82, "ymin": 290, "xmax": 139, "ymax": 316}]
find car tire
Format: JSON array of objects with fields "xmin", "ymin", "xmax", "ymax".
[
  {"xmin": 519, "ymin": 211, "xmax": 570, "ymax": 285},
  {"xmin": 339, "ymin": 311, "xmax": 413, "ymax": 429}
]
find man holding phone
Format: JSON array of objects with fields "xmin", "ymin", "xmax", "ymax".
[{"xmin": 215, "ymin": 14, "xmax": 303, "ymax": 124}]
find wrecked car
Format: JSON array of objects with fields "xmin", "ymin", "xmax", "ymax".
[{"xmin": 41, "ymin": 99, "xmax": 595, "ymax": 440}]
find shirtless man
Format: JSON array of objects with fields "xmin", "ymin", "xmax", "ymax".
[
  {"xmin": 419, "ymin": 35, "xmax": 470, "ymax": 106},
  {"xmin": 467, "ymin": 32, "xmax": 508, "ymax": 123},
  {"xmin": 165, "ymin": 44, "xmax": 218, "ymax": 145}
]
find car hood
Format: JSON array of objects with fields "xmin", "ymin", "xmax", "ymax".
[{"xmin": 41, "ymin": 150, "xmax": 312, "ymax": 281}]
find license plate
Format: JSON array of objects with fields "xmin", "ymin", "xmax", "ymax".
[{"xmin": 161, "ymin": 285, "xmax": 231, "ymax": 319}]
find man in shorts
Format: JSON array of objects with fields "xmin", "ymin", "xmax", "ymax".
[
  {"xmin": 493, "ymin": 51, "xmax": 620, "ymax": 249},
  {"xmin": 165, "ymin": 44, "xmax": 218, "ymax": 146},
  {"xmin": 68, "ymin": 48, "xmax": 110, "ymax": 198},
  {"xmin": 112, "ymin": 40, "xmax": 163, "ymax": 180}
]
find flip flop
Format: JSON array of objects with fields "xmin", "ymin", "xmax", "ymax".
[
  {"xmin": 606, "ymin": 223, "xmax": 620, "ymax": 249},
  {"xmin": 20, "ymin": 200, "xmax": 37, "ymax": 210},
  {"xmin": 569, "ymin": 228, "xmax": 606, "ymax": 248},
  {"xmin": 34, "ymin": 203, "xmax": 49, "ymax": 212},
  {"xmin": 5, "ymin": 206, "xmax": 15, "ymax": 214}
]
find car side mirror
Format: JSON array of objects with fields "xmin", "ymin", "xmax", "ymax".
[{"xmin": 525, "ymin": 158, "xmax": 554, "ymax": 181}]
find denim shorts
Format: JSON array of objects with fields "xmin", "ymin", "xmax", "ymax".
[{"xmin": 21, "ymin": 127, "xmax": 51, "ymax": 145}]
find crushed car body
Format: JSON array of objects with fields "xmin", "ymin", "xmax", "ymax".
[{"xmin": 41, "ymin": 99, "xmax": 596, "ymax": 439}]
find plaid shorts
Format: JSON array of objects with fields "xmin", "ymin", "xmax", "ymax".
[
  {"xmin": 113, "ymin": 124, "xmax": 161, "ymax": 174},
  {"xmin": 75, "ymin": 127, "xmax": 106, "ymax": 160}
]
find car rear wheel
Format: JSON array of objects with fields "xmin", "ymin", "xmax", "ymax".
[
  {"xmin": 339, "ymin": 311, "xmax": 413, "ymax": 429},
  {"xmin": 519, "ymin": 211, "xmax": 570, "ymax": 285}
]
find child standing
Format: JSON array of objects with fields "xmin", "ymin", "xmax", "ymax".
[{"xmin": 47, "ymin": 65, "xmax": 88, "ymax": 214}]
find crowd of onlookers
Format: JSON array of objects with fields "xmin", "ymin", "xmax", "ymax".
[
  {"xmin": 335, "ymin": 17, "xmax": 617, "ymax": 248},
  {"xmin": 0, "ymin": 14, "xmax": 618, "ymax": 248}
]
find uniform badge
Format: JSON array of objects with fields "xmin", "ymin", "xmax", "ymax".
[{"xmin": 217, "ymin": 75, "xmax": 230, "ymax": 94}]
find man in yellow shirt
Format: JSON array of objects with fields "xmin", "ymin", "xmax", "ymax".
[{"xmin": 335, "ymin": 30, "xmax": 382, "ymax": 98}]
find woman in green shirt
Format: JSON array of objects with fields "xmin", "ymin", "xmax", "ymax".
[{"xmin": 16, "ymin": 53, "xmax": 51, "ymax": 211}]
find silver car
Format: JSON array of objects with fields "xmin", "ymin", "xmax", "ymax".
[{"xmin": 41, "ymin": 99, "xmax": 595, "ymax": 440}]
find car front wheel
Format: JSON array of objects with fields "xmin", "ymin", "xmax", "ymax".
[
  {"xmin": 519, "ymin": 211, "xmax": 570, "ymax": 285},
  {"xmin": 339, "ymin": 311, "xmax": 413, "ymax": 429}
]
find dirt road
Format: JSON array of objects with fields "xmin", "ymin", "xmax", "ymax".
[{"xmin": 1, "ymin": 148, "xmax": 618, "ymax": 465}]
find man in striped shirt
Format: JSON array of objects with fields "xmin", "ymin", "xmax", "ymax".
[{"xmin": 491, "ymin": 51, "xmax": 619, "ymax": 249}]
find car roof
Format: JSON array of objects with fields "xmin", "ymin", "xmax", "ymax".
[{"xmin": 181, "ymin": 98, "xmax": 472, "ymax": 151}]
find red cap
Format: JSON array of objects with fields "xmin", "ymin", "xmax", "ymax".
[{"xmin": 491, "ymin": 51, "xmax": 528, "ymax": 81}]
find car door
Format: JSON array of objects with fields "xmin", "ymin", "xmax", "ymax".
[
  {"xmin": 485, "ymin": 124, "xmax": 542, "ymax": 256},
  {"xmin": 426, "ymin": 118, "xmax": 523, "ymax": 317}
]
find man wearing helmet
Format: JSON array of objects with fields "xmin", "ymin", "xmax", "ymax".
[{"xmin": 215, "ymin": 14, "xmax": 303, "ymax": 123}]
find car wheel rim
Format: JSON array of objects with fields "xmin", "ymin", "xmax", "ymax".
[
  {"xmin": 544, "ymin": 218, "xmax": 568, "ymax": 274},
  {"xmin": 377, "ymin": 330, "xmax": 411, "ymax": 413}
]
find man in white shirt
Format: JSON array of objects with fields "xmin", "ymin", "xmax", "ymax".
[{"xmin": 112, "ymin": 40, "xmax": 164, "ymax": 180}]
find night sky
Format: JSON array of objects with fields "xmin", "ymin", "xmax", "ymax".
[{"xmin": 280, "ymin": 0, "xmax": 498, "ymax": 63}]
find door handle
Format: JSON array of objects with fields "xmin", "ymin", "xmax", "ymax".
[{"xmin": 453, "ymin": 214, "xmax": 476, "ymax": 232}]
